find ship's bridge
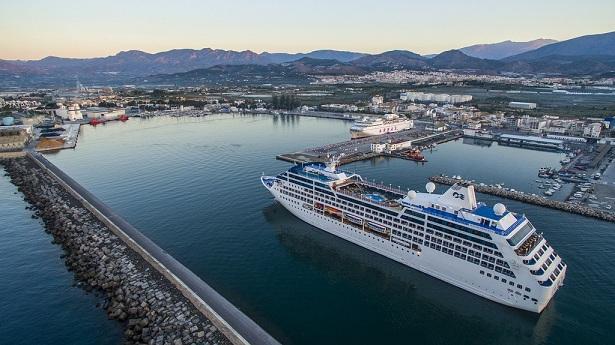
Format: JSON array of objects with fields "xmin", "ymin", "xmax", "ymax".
[{"xmin": 402, "ymin": 182, "xmax": 521, "ymax": 235}]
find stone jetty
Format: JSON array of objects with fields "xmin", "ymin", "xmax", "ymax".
[
  {"xmin": 1, "ymin": 157, "xmax": 231, "ymax": 345},
  {"xmin": 430, "ymin": 175, "xmax": 615, "ymax": 223}
]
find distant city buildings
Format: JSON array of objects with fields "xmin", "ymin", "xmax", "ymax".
[
  {"xmin": 517, "ymin": 115, "xmax": 547, "ymax": 133},
  {"xmin": 48, "ymin": 103, "xmax": 84, "ymax": 121},
  {"xmin": 400, "ymin": 91, "xmax": 472, "ymax": 104},
  {"xmin": 321, "ymin": 104, "xmax": 359, "ymax": 112},
  {"xmin": 371, "ymin": 95, "xmax": 384, "ymax": 106},
  {"xmin": 583, "ymin": 123, "xmax": 602, "ymax": 138}
]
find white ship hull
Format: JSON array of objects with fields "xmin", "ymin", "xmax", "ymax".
[{"xmin": 263, "ymin": 178, "xmax": 565, "ymax": 313}]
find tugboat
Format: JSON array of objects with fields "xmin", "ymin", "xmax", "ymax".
[{"xmin": 407, "ymin": 148, "xmax": 427, "ymax": 162}]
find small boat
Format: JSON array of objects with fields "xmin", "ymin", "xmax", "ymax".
[
  {"xmin": 325, "ymin": 206, "xmax": 342, "ymax": 215},
  {"xmin": 544, "ymin": 190, "xmax": 554, "ymax": 196},
  {"xmin": 367, "ymin": 221, "xmax": 389, "ymax": 234},
  {"xmin": 406, "ymin": 148, "xmax": 427, "ymax": 162},
  {"xmin": 345, "ymin": 214, "xmax": 363, "ymax": 225},
  {"xmin": 537, "ymin": 184, "xmax": 545, "ymax": 189}
]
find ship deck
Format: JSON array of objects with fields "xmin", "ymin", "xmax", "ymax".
[{"xmin": 335, "ymin": 180, "xmax": 404, "ymax": 209}]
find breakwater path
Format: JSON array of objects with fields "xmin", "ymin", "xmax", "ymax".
[
  {"xmin": 1, "ymin": 153, "xmax": 280, "ymax": 345},
  {"xmin": 430, "ymin": 175, "xmax": 615, "ymax": 223}
]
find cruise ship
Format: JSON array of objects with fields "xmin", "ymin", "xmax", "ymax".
[
  {"xmin": 350, "ymin": 114, "xmax": 413, "ymax": 139},
  {"xmin": 261, "ymin": 159, "xmax": 566, "ymax": 312}
]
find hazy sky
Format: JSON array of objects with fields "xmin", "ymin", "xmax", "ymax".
[{"xmin": 1, "ymin": 0, "xmax": 614, "ymax": 60}]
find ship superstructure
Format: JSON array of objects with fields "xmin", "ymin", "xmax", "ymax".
[
  {"xmin": 261, "ymin": 160, "xmax": 566, "ymax": 312},
  {"xmin": 350, "ymin": 114, "xmax": 413, "ymax": 139}
]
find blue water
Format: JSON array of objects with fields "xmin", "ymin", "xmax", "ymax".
[
  {"xmin": 0, "ymin": 168, "xmax": 122, "ymax": 344},
  {"xmin": 2, "ymin": 114, "xmax": 614, "ymax": 344}
]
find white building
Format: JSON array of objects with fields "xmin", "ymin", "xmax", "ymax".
[
  {"xmin": 517, "ymin": 115, "xmax": 546, "ymax": 133},
  {"xmin": 583, "ymin": 123, "xmax": 602, "ymax": 138},
  {"xmin": 400, "ymin": 91, "xmax": 472, "ymax": 104},
  {"xmin": 371, "ymin": 95, "xmax": 384, "ymax": 105},
  {"xmin": 509, "ymin": 102, "xmax": 537, "ymax": 110},
  {"xmin": 546, "ymin": 134, "xmax": 587, "ymax": 143},
  {"xmin": 82, "ymin": 107, "xmax": 125, "ymax": 120},
  {"xmin": 50, "ymin": 103, "xmax": 84, "ymax": 121}
]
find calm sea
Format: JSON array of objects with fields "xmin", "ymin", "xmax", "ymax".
[{"xmin": 1, "ymin": 114, "xmax": 613, "ymax": 344}]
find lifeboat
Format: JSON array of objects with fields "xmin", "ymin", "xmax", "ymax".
[
  {"xmin": 367, "ymin": 221, "xmax": 389, "ymax": 234},
  {"xmin": 324, "ymin": 206, "xmax": 342, "ymax": 215},
  {"xmin": 344, "ymin": 214, "xmax": 363, "ymax": 225}
]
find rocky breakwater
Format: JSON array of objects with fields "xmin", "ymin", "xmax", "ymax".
[
  {"xmin": 430, "ymin": 175, "xmax": 615, "ymax": 223},
  {"xmin": 1, "ymin": 157, "xmax": 231, "ymax": 345}
]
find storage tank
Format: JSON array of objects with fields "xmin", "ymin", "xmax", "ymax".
[{"xmin": 2, "ymin": 116, "xmax": 15, "ymax": 126}]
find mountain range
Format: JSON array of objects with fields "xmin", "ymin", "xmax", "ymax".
[
  {"xmin": 459, "ymin": 39, "xmax": 557, "ymax": 60},
  {"xmin": 1, "ymin": 31, "xmax": 614, "ymax": 87}
]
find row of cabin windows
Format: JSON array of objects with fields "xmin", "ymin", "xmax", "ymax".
[
  {"xmin": 287, "ymin": 179, "xmax": 496, "ymax": 252},
  {"xmin": 422, "ymin": 235, "xmax": 513, "ymax": 278},
  {"xmin": 479, "ymin": 270, "xmax": 532, "ymax": 294},
  {"xmin": 280, "ymin": 189, "xmax": 311, "ymax": 203},
  {"xmin": 314, "ymin": 187, "xmax": 503, "ymax": 262},
  {"xmin": 427, "ymin": 216, "xmax": 493, "ymax": 240},
  {"xmin": 391, "ymin": 230, "xmax": 424, "ymax": 246},
  {"xmin": 427, "ymin": 222, "xmax": 498, "ymax": 250},
  {"xmin": 284, "ymin": 181, "xmax": 504, "ymax": 265}
]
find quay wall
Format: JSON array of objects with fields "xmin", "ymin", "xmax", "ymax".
[
  {"xmin": 429, "ymin": 175, "xmax": 615, "ymax": 223},
  {"xmin": 2, "ymin": 153, "xmax": 280, "ymax": 345}
]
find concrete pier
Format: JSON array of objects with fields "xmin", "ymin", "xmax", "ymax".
[
  {"xmin": 277, "ymin": 129, "xmax": 462, "ymax": 166},
  {"xmin": 429, "ymin": 175, "xmax": 615, "ymax": 223},
  {"xmin": 3, "ymin": 153, "xmax": 280, "ymax": 345}
]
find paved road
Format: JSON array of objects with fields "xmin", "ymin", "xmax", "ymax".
[{"xmin": 30, "ymin": 152, "xmax": 281, "ymax": 345}]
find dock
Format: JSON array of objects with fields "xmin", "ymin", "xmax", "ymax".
[
  {"xmin": 429, "ymin": 175, "xmax": 615, "ymax": 223},
  {"xmin": 34, "ymin": 123, "xmax": 81, "ymax": 152},
  {"xmin": 277, "ymin": 129, "xmax": 462, "ymax": 166}
]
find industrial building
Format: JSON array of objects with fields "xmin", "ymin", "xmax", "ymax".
[{"xmin": 508, "ymin": 102, "xmax": 537, "ymax": 109}]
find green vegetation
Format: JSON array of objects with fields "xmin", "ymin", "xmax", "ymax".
[{"xmin": 271, "ymin": 94, "xmax": 301, "ymax": 110}]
